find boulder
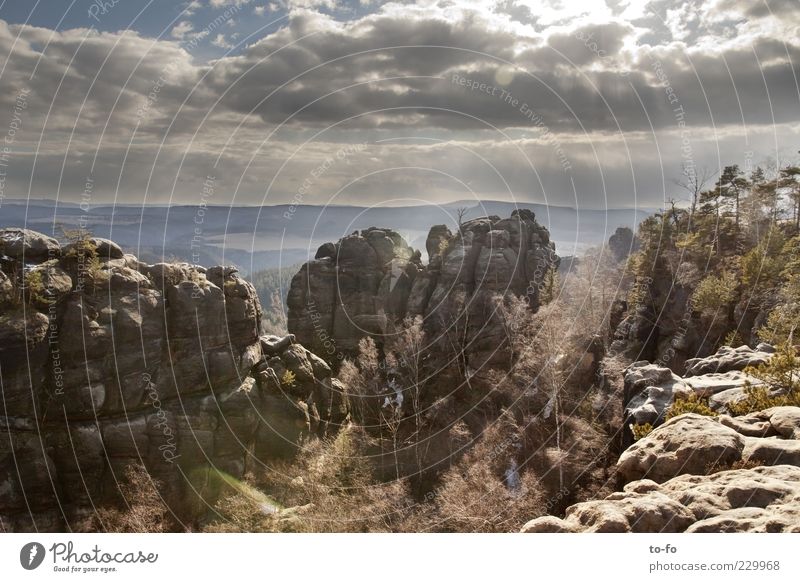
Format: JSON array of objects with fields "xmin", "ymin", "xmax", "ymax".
[
  {"xmin": 63, "ymin": 237, "xmax": 124, "ymax": 261},
  {"xmin": 621, "ymin": 351, "xmax": 775, "ymax": 447},
  {"xmin": 619, "ymin": 407, "xmax": 800, "ymax": 485},
  {"xmin": 26, "ymin": 261, "xmax": 73, "ymax": 306},
  {"xmin": 522, "ymin": 465, "xmax": 800, "ymax": 533},
  {"xmin": 260, "ymin": 333, "xmax": 296, "ymax": 355},
  {"xmin": 0, "ymin": 228, "xmax": 61, "ymax": 263},
  {"xmin": 685, "ymin": 344, "xmax": 774, "ymax": 377},
  {"xmin": 623, "ymin": 361, "xmax": 691, "ymax": 428},
  {"xmin": 768, "ymin": 407, "xmax": 800, "ymax": 439},
  {"xmin": 618, "ymin": 414, "xmax": 746, "ymax": 483}
]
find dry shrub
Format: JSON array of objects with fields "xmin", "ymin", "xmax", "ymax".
[
  {"xmin": 205, "ymin": 427, "xmax": 420, "ymax": 532},
  {"xmin": 82, "ymin": 464, "xmax": 174, "ymax": 532},
  {"xmin": 430, "ymin": 421, "xmax": 546, "ymax": 533},
  {"xmin": 705, "ymin": 458, "xmax": 765, "ymax": 475},
  {"xmin": 631, "ymin": 423, "xmax": 654, "ymax": 441}
]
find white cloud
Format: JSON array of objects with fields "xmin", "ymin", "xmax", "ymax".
[
  {"xmin": 209, "ymin": 0, "xmax": 254, "ymax": 7},
  {"xmin": 184, "ymin": 0, "xmax": 203, "ymax": 15},
  {"xmin": 170, "ymin": 20, "xmax": 195, "ymax": 39},
  {"xmin": 212, "ymin": 33, "xmax": 234, "ymax": 48}
]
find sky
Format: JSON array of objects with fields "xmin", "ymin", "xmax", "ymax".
[{"xmin": 0, "ymin": 0, "xmax": 798, "ymax": 210}]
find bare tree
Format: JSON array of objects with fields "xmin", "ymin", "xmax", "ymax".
[
  {"xmin": 455, "ymin": 206, "xmax": 468, "ymax": 233},
  {"xmin": 673, "ymin": 166, "xmax": 715, "ymax": 227}
]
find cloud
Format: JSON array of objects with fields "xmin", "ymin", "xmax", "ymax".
[
  {"xmin": 184, "ymin": 1, "xmax": 204, "ymax": 15},
  {"xmin": 171, "ymin": 20, "xmax": 196, "ymax": 39},
  {"xmin": 212, "ymin": 33, "xmax": 234, "ymax": 48},
  {"xmin": 0, "ymin": 0, "xmax": 797, "ymax": 209},
  {"xmin": 210, "ymin": 0, "xmax": 254, "ymax": 7}
]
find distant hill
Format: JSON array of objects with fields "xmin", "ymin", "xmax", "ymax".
[{"xmin": 0, "ymin": 199, "xmax": 653, "ymax": 274}]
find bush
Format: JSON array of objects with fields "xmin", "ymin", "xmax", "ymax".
[
  {"xmin": 61, "ymin": 229, "xmax": 105, "ymax": 288},
  {"xmin": 691, "ymin": 271, "xmax": 738, "ymax": 316},
  {"xmin": 746, "ymin": 342, "xmax": 800, "ymax": 393},
  {"xmin": 741, "ymin": 227, "xmax": 786, "ymax": 291},
  {"xmin": 726, "ymin": 383, "xmax": 800, "ymax": 416},
  {"xmin": 631, "ymin": 423, "xmax": 654, "ymax": 441},
  {"xmin": 758, "ymin": 274, "xmax": 800, "ymax": 345},
  {"xmin": 204, "ymin": 428, "xmax": 417, "ymax": 533},
  {"xmin": 705, "ymin": 458, "xmax": 765, "ymax": 475},
  {"xmin": 22, "ymin": 269, "xmax": 47, "ymax": 305},
  {"xmin": 727, "ymin": 343, "xmax": 800, "ymax": 415},
  {"xmin": 665, "ymin": 393, "xmax": 718, "ymax": 420},
  {"xmin": 723, "ymin": 330, "xmax": 743, "ymax": 347},
  {"xmin": 280, "ymin": 369, "xmax": 297, "ymax": 388}
]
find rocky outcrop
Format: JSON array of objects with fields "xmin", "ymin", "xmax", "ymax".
[
  {"xmin": 621, "ymin": 344, "xmax": 777, "ymax": 446},
  {"xmin": 287, "ymin": 226, "xmax": 422, "ymax": 356},
  {"xmin": 287, "ymin": 210, "xmax": 559, "ymax": 367},
  {"xmin": 608, "ymin": 243, "xmax": 777, "ymax": 374},
  {"xmin": 0, "ymin": 230, "xmax": 343, "ymax": 532},
  {"xmin": 618, "ymin": 408, "xmax": 800, "ymax": 483},
  {"xmin": 618, "ymin": 414, "xmax": 745, "ymax": 483},
  {"xmin": 684, "ymin": 344, "xmax": 775, "ymax": 376},
  {"xmin": 523, "ymin": 406, "xmax": 800, "ymax": 532},
  {"xmin": 522, "ymin": 464, "xmax": 800, "ymax": 533},
  {"xmin": 0, "ymin": 227, "xmax": 61, "ymax": 262}
]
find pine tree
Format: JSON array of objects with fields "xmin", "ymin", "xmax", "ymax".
[
  {"xmin": 779, "ymin": 164, "xmax": 800, "ymax": 230},
  {"xmin": 716, "ymin": 164, "xmax": 747, "ymax": 233}
]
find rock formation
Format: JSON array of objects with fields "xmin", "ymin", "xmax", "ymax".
[
  {"xmin": 684, "ymin": 344, "xmax": 775, "ymax": 376},
  {"xmin": 522, "ymin": 465, "xmax": 800, "ymax": 533},
  {"xmin": 287, "ymin": 210, "xmax": 559, "ymax": 367},
  {"xmin": 0, "ymin": 229, "xmax": 343, "ymax": 532},
  {"xmin": 522, "ymin": 406, "xmax": 800, "ymax": 533},
  {"xmin": 622, "ymin": 343, "xmax": 777, "ymax": 446}
]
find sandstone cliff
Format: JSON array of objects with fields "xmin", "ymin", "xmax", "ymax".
[
  {"xmin": 287, "ymin": 210, "xmax": 559, "ymax": 367},
  {"xmin": 0, "ymin": 229, "xmax": 342, "ymax": 531}
]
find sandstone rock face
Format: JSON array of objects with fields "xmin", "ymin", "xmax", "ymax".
[
  {"xmin": 618, "ymin": 408, "xmax": 800, "ymax": 484},
  {"xmin": 608, "ymin": 252, "xmax": 776, "ymax": 373},
  {"xmin": 684, "ymin": 344, "xmax": 775, "ymax": 377},
  {"xmin": 0, "ymin": 229, "xmax": 343, "ymax": 532},
  {"xmin": 621, "ymin": 344, "xmax": 776, "ymax": 446},
  {"xmin": 623, "ymin": 361, "xmax": 693, "ymax": 427},
  {"xmin": 288, "ymin": 226, "xmax": 420, "ymax": 356},
  {"xmin": 287, "ymin": 210, "xmax": 558, "ymax": 367},
  {"xmin": 525, "ymin": 406, "xmax": 800, "ymax": 532},
  {"xmin": 618, "ymin": 414, "xmax": 746, "ymax": 483},
  {"xmin": 522, "ymin": 465, "xmax": 800, "ymax": 533},
  {"xmin": 0, "ymin": 227, "xmax": 61, "ymax": 262}
]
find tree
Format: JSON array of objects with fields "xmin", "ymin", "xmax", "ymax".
[
  {"xmin": 673, "ymin": 166, "xmax": 714, "ymax": 227},
  {"xmin": 779, "ymin": 164, "xmax": 800, "ymax": 230},
  {"xmin": 716, "ymin": 164, "xmax": 748, "ymax": 233},
  {"xmin": 691, "ymin": 271, "xmax": 738, "ymax": 318},
  {"xmin": 389, "ymin": 316, "xmax": 428, "ymax": 475},
  {"xmin": 741, "ymin": 166, "xmax": 777, "ymax": 241},
  {"xmin": 455, "ymin": 207, "xmax": 468, "ymax": 233}
]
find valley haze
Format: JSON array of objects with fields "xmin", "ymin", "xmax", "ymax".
[{"xmin": 0, "ymin": 198, "xmax": 652, "ymax": 273}]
